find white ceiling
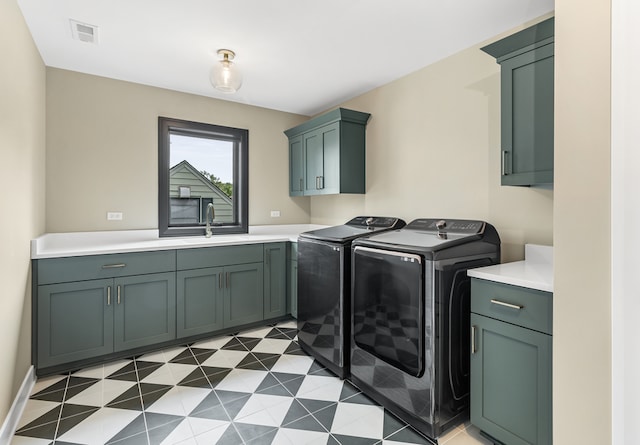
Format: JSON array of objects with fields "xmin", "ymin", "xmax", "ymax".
[{"xmin": 17, "ymin": 0, "xmax": 554, "ymax": 116}]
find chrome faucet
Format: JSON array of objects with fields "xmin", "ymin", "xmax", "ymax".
[{"xmin": 205, "ymin": 203, "xmax": 215, "ymax": 238}]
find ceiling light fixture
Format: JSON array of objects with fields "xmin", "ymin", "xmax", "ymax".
[{"xmin": 210, "ymin": 49, "xmax": 243, "ymax": 94}]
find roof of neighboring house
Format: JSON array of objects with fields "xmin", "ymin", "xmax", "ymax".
[{"xmin": 169, "ymin": 160, "xmax": 232, "ymax": 204}]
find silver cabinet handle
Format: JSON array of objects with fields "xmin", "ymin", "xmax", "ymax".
[
  {"xmin": 102, "ymin": 263, "xmax": 126, "ymax": 269},
  {"xmin": 107, "ymin": 286, "xmax": 111, "ymax": 306},
  {"xmin": 315, "ymin": 176, "xmax": 319, "ymax": 189},
  {"xmin": 218, "ymin": 272, "xmax": 223, "ymax": 289},
  {"xmin": 318, "ymin": 176, "xmax": 324, "ymax": 189},
  {"xmin": 226, "ymin": 272, "xmax": 230, "ymax": 288},
  {"xmin": 471, "ymin": 325, "xmax": 477, "ymax": 354},
  {"xmin": 117, "ymin": 285, "xmax": 121, "ymax": 304},
  {"xmin": 299, "ymin": 178, "xmax": 303, "ymax": 190},
  {"xmin": 502, "ymin": 150, "xmax": 508, "ymax": 176},
  {"xmin": 490, "ymin": 299, "xmax": 523, "ymax": 310}
]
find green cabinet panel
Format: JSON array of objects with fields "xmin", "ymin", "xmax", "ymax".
[
  {"xmin": 37, "ymin": 250, "xmax": 176, "ymax": 285},
  {"xmin": 471, "ymin": 279, "xmax": 552, "ymax": 334},
  {"xmin": 287, "ymin": 242, "xmax": 298, "ymax": 318},
  {"xmin": 114, "ymin": 272, "xmax": 176, "ymax": 352},
  {"xmin": 470, "ymin": 314, "xmax": 552, "ymax": 445},
  {"xmin": 481, "ymin": 17, "xmax": 554, "ymax": 187},
  {"xmin": 470, "ymin": 278, "xmax": 552, "ymax": 444},
  {"xmin": 37, "ymin": 279, "xmax": 114, "ymax": 369},
  {"xmin": 177, "ymin": 244, "xmax": 263, "ymax": 270},
  {"xmin": 177, "ymin": 267, "xmax": 224, "ymax": 338},
  {"xmin": 37, "ymin": 271, "xmax": 176, "ymax": 369},
  {"xmin": 289, "ymin": 135, "xmax": 304, "ymax": 196},
  {"xmin": 285, "ymin": 108, "xmax": 370, "ymax": 196},
  {"xmin": 264, "ymin": 243, "xmax": 287, "ymax": 319},
  {"xmin": 224, "ymin": 263, "xmax": 264, "ymax": 327}
]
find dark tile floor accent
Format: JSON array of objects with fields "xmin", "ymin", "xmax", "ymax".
[{"xmin": 12, "ymin": 320, "xmax": 477, "ymax": 445}]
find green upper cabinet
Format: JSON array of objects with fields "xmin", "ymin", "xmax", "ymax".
[
  {"xmin": 285, "ymin": 108, "xmax": 371, "ymax": 196},
  {"xmin": 481, "ymin": 17, "xmax": 554, "ymax": 187}
]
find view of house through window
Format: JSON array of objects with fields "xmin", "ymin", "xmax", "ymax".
[
  {"xmin": 158, "ymin": 117, "xmax": 249, "ymax": 237},
  {"xmin": 169, "ymin": 134, "xmax": 234, "ymax": 225}
]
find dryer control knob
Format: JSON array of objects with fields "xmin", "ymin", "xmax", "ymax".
[
  {"xmin": 365, "ymin": 217, "xmax": 374, "ymax": 226},
  {"xmin": 436, "ymin": 220, "xmax": 447, "ymax": 231}
]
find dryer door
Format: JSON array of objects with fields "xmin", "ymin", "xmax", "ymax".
[{"xmin": 352, "ymin": 246, "xmax": 424, "ymax": 377}]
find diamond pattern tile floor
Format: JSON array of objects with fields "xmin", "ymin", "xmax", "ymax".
[{"xmin": 12, "ymin": 320, "xmax": 488, "ymax": 444}]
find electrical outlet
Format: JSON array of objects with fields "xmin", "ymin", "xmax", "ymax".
[
  {"xmin": 107, "ymin": 212, "xmax": 123, "ymax": 221},
  {"xmin": 270, "ymin": 210, "xmax": 281, "ymax": 218}
]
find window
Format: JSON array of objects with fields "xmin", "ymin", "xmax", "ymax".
[{"xmin": 158, "ymin": 117, "xmax": 248, "ymax": 237}]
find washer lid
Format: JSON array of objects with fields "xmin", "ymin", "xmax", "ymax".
[
  {"xmin": 352, "ymin": 218, "xmax": 487, "ymax": 252},
  {"xmin": 299, "ymin": 216, "xmax": 405, "ymax": 243}
]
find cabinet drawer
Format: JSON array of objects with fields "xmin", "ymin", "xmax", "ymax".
[
  {"xmin": 37, "ymin": 250, "xmax": 177, "ymax": 285},
  {"xmin": 471, "ymin": 279, "xmax": 552, "ymax": 334},
  {"xmin": 177, "ymin": 244, "xmax": 263, "ymax": 270}
]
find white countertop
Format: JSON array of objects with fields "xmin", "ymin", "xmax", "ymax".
[
  {"xmin": 467, "ymin": 244, "xmax": 553, "ymax": 292},
  {"xmin": 31, "ymin": 224, "xmax": 327, "ymax": 259}
]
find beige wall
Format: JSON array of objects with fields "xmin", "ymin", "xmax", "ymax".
[
  {"xmin": 45, "ymin": 69, "xmax": 310, "ymax": 233},
  {"xmin": 310, "ymin": 16, "xmax": 554, "ymax": 262},
  {"xmin": 554, "ymin": 1, "xmax": 612, "ymax": 443},
  {"xmin": 0, "ymin": 0, "xmax": 46, "ymax": 423}
]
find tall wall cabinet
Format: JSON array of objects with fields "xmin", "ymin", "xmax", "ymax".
[
  {"xmin": 481, "ymin": 17, "xmax": 554, "ymax": 187},
  {"xmin": 285, "ymin": 108, "xmax": 371, "ymax": 196}
]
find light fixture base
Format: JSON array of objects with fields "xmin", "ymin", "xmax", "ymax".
[{"xmin": 217, "ymin": 49, "xmax": 235, "ymax": 61}]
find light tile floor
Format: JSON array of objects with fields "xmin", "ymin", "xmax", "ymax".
[{"xmin": 11, "ymin": 320, "xmax": 493, "ymax": 445}]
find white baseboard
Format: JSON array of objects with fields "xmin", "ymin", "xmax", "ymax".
[{"xmin": 0, "ymin": 366, "xmax": 36, "ymax": 444}]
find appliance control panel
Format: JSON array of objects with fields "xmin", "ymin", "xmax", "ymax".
[
  {"xmin": 406, "ymin": 218, "xmax": 485, "ymax": 234},
  {"xmin": 346, "ymin": 216, "xmax": 404, "ymax": 229}
]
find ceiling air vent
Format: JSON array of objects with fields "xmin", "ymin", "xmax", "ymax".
[{"xmin": 70, "ymin": 19, "xmax": 99, "ymax": 44}]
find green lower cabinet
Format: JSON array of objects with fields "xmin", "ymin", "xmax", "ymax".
[
  {"xmin": 37, "ymin": 272, "xmax": 176, "ymax": 369},
  {"xmin": 114, "ymin": 272, "xmax": 176, "ymax": 352},
  {"xmin": 264, "ymin": 243, "xmax": 287, "ymax": 319},
  {"xmin": 470, "ymin": 313, "xmax": 552, "ymax": 445},
  {"xmin": 177, "ymin": 267, "xmax": 224, "ymax": 338},
  {"xmin": 224, "ymin": 262, "xmax": 264, "ymax": 327},
  {"xmin": 37, "ymin": 279, "xmax": 114, "ymax": 369}
]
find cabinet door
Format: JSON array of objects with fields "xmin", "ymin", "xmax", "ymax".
[
  {"xmin": 289, "ymin": 135, "xmax": 304, "ymax": 196},
  {"xmin": 500, "ymin": 43, "xmax": 554, "ymax": 186},
  {"xmin": 264, "ymin": 243, "xmax": 287, "ymax": 319},
  {"xmin": 37, "ymin": 279, "xmax": 114, "ymax": 369},
  {"xmin": 317, "ymin": 122, "xmax": 340, "ymax": 194},
  {"xmin": 114, "ymin": 272, "xmax": 176, "ymax": 352},
  {"xmin": 177, "ymin": 267, "xmax": 224, "ymax": 338},
  {"xmin": 223, "ymin": 262, "xmax": 264, "ymax": 328},
  {"xmin": 470, "ymin": 314, "xmax": 552, "ymax": 445},
  {"xmin": 303, "ymin": 122, "xmax": 340, "ymax": 195},
  {"xmin": 304, "ymin": 128, "xmax": 324, "ymax": 195}
]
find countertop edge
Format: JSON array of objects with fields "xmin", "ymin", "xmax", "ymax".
[
  {"xmin": 467, "ymin": 244, "xmax": 554, "ymax": 293},
  {"xmin": 31, "ymin": 225, "xmax": 327, "ymax": 259}
]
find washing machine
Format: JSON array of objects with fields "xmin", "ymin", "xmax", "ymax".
[
  {"xmin": 297, "ymin": 216, "xmax": 405, "ymax": 378},
  {"xmin": 350, "ymin": 218, "xmax": 500, "ymax": 440}
]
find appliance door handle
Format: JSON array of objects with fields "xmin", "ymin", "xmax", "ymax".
[{"xmin": 490, "ymin": 299, "xmax": 523, "ymax": 310}]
